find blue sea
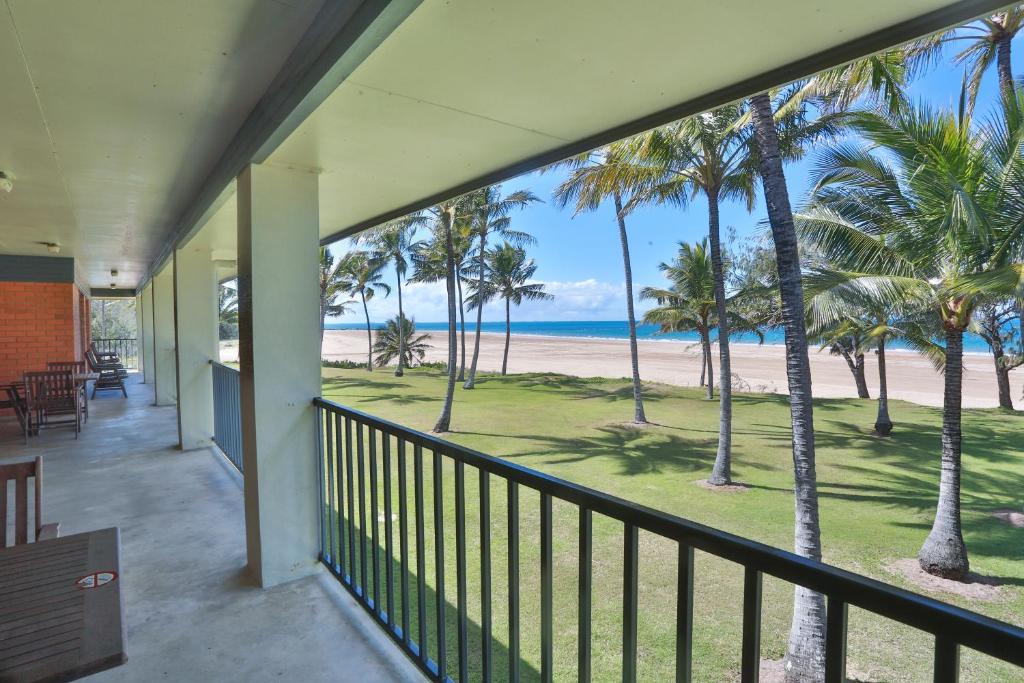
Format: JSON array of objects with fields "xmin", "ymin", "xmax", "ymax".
[{"xmin": 326, "ymin": 320, "xmax": 995, "ymax": 353}]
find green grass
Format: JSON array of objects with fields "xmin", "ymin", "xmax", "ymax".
[{"xmin": 318, "ymin": 366, "xmax": 1024, "ymax": 682}]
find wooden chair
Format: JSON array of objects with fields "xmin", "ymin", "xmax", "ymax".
[
  {"xmin": 48, "ymin": 361, "xmax": 88, "ymax": 424},
  {"xmin": 0, "ymin": 456, "xmax": 60, "ymax": 547},
  {"xmin": 85, "ymin": 349, "xmax": 128, "ymax": 399},
  {"xmin": 23, "ymin": 371, "xmax": 81, "ymax": 443},
  {"xmin": 91, "ymin": 341, "xmax": 120, "ymax": 364}
]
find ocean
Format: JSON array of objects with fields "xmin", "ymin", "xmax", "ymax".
[{"xmin": 325, "ymin": 320, "xmax": 996, "ymax": 354}]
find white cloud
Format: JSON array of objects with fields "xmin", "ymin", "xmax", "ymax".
[{"xmin": 329, "ymin": 278, "xmax": 643, "ymax": 323}]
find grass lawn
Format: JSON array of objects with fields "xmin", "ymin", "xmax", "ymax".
[{"xmin": 319, "ymin": 366, "xmax": 1024, "ymax": 682}]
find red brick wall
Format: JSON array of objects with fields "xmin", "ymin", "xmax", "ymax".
[{"xmin": 0, "ymin": 281, "xmax": 86, "ymax": 385}]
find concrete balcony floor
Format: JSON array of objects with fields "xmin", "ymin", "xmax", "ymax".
[{"xmin": 0, "ymin": 375, "xmax": 422, "ymax": 682}]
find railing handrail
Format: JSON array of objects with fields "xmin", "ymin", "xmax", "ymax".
[
  {"xmin": 92, "ymin": 337, "xmax": 137, "ymax": 341},
  {"xmin": 209, "ymin": 359, "xmax": 240, "ymax": 374},
  {"xmin": 313, "ymin": 396, "xmax": 1024, "ymax": 668}
]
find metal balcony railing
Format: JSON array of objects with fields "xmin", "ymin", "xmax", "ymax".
[
  {"xmin": 211, "ymin": 361, "xmax": 242, "ymax": 472},
  {"xmin": 313, "ymin": 397, "xmax": 1024, "ymax": 683},
  {"xmin": 92, "ymin": 338, "xmax": 138, "ymax": 369}
]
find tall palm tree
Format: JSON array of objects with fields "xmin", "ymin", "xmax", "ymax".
[
  {"xmin": 464, "ymin": 186, "xmax": 540, "ymax": 389},
  {"xmin": 465, "ymin": 242, "xmax": 553, "ymax": 374},
  {"xmin": 641, "ymin": 239, "xmax": 718, "ymax": 399},
  {"xmin": 413, "ymin": 196, "xmax": 477, "ymax": 433},
  {"xmin": 319, "ymin": 247, "xmax": 356, "ymax": 352},
  {"xmin": 972, "ymin": 301, "xmax": 1023, "ymax": 408},
  {"xmin": 748, "ymin": 89, "xmax": 828, "ymax": 682},
  {"xmin": 373, "ymin": 314, "xmax": 431, "ymax": 368},
  {"xmin": 339, "ymin": 251, "xmax": 391, "ymax": 372},
  {"xmin": 362, "ymin": 215, "xmax": 425, "ymax": 376},
  {"xmin": 631, "ymin": 105, "xmax": 759, "ymax": 485},
  {"xmin": 550, "ymin": 143, "xmax": 661, "ymax": 424},
  {"xmin": 909, "ymin": 7, "xmax": 1024, "ymax": 111},
  {"xmin": 798, "ymin": 101, "xmax": 1024, "ymax": 580}
]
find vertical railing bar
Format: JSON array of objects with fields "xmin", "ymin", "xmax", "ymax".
[
  {"xmin": 480, "ymin": 470, "xmax": 493, "ymax": 683},
  {"xmin": 334, "ymin": 413, "xmax": 346, "ymax": 577},
  {"xmin": 369, "ymin": 427, "xmax": 381, "ymax": 614},
  {"xmin": 508, "ymin": 480, "xmax": 520, "ymax": 682},
  {"xmin": 432, "ymin": 450, "xmax": 447, "ymax": 680},
  {"xmin": 324, "ymin": 412, "xmax": 336, "ymax": 568},
  {"xmin": 345, "ymin": 417, "xmax": 356, "ymax": 585},
  {"xmin": 578, "ymin": 507, "xmax": 592, "ymax": 683},
  {"xmin": 455, "ymin": 461, "xmax": 468, "ymax": 683},
  {"xmin": 541, "ymin": 493, "xmax": 554, "ymax": 683},
  {"xmin": 933, "ymin": 636, "xmax": 960, "ymax": 683},
  {"xmin": 315, "ymin": 407, "xmax": 326, "ymax": 562},
  {"xmin": 398, "ymin": 439, "xmax": 410, "ymax": 646},
  {"xmin": 825, "ymin": 596, "xmax": 847, "ymax": 683},
  {"xmin": 741, "ymin": 567, "xmax": 763, "ymax": 683},
  {"xmin": 414, "ymin": 444, "xmax": 428, "ymax": 664},
  {"xmin": 383, "ymin": 434, "xmax": 395, "ymax": 625},
  {"xmin": 622, "ymin": 523, "xmax": 639, "ymax": 683},
  {"xmin": 675, "ymin": 544, "xmax": 694, "ymax": 683},
  {"xmin": 356, "ymin": 423, "xmax": 368, "ymax": 600}
]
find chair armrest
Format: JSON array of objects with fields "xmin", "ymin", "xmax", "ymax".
[{"xmin": 37, "ymin": 523, "xmax": 60, "ymax": 541}]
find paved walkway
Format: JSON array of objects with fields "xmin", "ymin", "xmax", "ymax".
[{"xmin": 0, "ymin": 375, "xmax": 422, "ymax": 682}]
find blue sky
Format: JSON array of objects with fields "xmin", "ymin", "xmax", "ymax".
[{"xmin": 331, "ymin": 39, "xmax": 1022, "ymax": 325}]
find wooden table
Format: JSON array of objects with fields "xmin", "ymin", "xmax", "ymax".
[{"xmin": 0, "ymin": 528, "xmax": 126, "ymax": 682}]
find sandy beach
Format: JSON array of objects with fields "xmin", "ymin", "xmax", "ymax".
[{"xmin": 303, "ymin": 329, "xmax": 1022, "ymax": 409}]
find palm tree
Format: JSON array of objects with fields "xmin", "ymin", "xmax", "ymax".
[
  {"xmin": 362, "ymin": 215, "xmax": 425, "ymax": 376},
  {"xmin": 798, "ymin": 101, "xmax": 1024, "ymax": 580},
  {"xmin": 373, "ymin": 315, "xmax": 431, "ymax": 368},
  {"xmin": 218, "ymin": 281, "xmax": 239, "ymax": 340},
  {"xmin": 339, "ymin": 251, "xmax": 390, "ymax": 372},
  {"xmin": 413, "ymin": 196, "xmax": 477, "ymax": 432},
  {"xmin": 641, "ymin": 240, "xmax": 718, "ymax": 399},
  {"xmin": 319, "ymin": 248, "xmax": 356, "ymax": 352},
  {"xmin": 973, "ymin": 301, "xmax": 1022, "ymax": 408},
  {"xmin": 465, "ymin": 243, "xmax": 552, "ymax": 374},
  {"xmin": 631, "ymin": 106, "xmax": 760, "ymax": 485},
  {"xmin": 909, "ymin": 8, "xmax": 1024, "ymax": 110},
  {"xmin": 748, "ymin": 89, "xmax": 828, "ymax": 682},
  {"xmin": 464, "ymin": 186, "xmax": 540, "ymax": 389},
  {"xmin": 809, "ymin": 317, "xmax": 870, "ymax": 399},
  {"xmin": 550, "ymin": 143, "xmax": 661, "ymax": 424}
]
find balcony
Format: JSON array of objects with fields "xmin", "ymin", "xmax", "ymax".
[{"xmin": 0, "ymin": 375, "xmax": 421, "ymax": 682}]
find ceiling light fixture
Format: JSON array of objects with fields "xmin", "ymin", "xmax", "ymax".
[
  {"xmin": 110, "ymin": 269, "xmax": 119, "ymax": 278},
  {"xmin": 35, "ymin": 241, "xmax": 61, "ymax": 254},
  {"xmin": 0, "ymin": 171, "xmax": 13, "ymax": 194}
]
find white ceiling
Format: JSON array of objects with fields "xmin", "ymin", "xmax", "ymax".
[
  {"xmin": 0, "ymin": 0, "xmax": 1005, "ymax": 289},
  {"xmin": 0, "ymin": 0, "xmax": 322, "ymax": 288},
  {"xmin": 264, "ymin": 0, "xmax": 1003, "ymax": 241}
]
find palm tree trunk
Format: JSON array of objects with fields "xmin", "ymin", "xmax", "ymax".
[
  {"xmin": 613, "ymin": 191, "xmax": 647, "ymax": 424},
  {"xmin": 750, "ymin": 91, "xmax": 825, "ymax": 683},
  {"xmin": 700, "ymin": 325, "xmax": 714, "ymax": 399},
  {"xmin": 433, "ymin": 210, "xmax": 459, "ymax": 433},
  {"xmin": 707, "ymin": 189, "xmax": 733, "ymax": 486},
  {"xmin": 997, "ymin": 33, "xmax": 1014, "ymax": 103},
  {"xmin": 319, "ymin": 296, "xmax": 327, "ymax": 355},
  {"xmin": 502, "ymin": 298, "xmax": 511, "ymax": 375},
  {"xmin": 465, "ymin": 232, "xmax": 488, "ymax": 389},
  {"xmin": 395, "ymin": 274, "xmax": 405, "ymax": 377},
  {"xmin": 991, "ymin": 336, "xmax": 1014, "ymax": 410},
  {"xmin": 456, "ymin": 272, "xmax": 467, "ymax": 382},
  {"xmin": 361, "ymin": 291, "xmax": 372, "ymax": 372},
  {"xmin": 840, "ymin": 349, "xmax": 870, "ymax": 399},
  {"xmin": 918, "ymin": 327, "xmax": 970, "ymax": 579},
  {"xmin": 874, "ymin": 337, "xmax": 893, "ymax": 435}
]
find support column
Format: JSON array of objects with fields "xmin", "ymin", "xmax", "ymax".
[
  {"xmin": 174, "ymin": 241, "xmax": 218, "ymax": 449},
  {"xmin": 140, "ymin": 284, "xmax": 155, "ymax": 385},
  {"xmin": 238, "ymin": 163, "xmax": 320, "ymax": 588},
  {"xmin": 152, "ymin": 263, "xmax": 177, "ymax": 406},
  {"xmin": 134, "ymin": 293, "xmax": 144, "ymax": 378}
]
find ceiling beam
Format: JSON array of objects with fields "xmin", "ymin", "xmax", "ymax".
[
  {"xmin": 319, "ymin": 0, "xmax": 1013, "ymax": 245},
  {"xmin": 142, "ymin": 0, "xmax": 422, "ymax": 286}
]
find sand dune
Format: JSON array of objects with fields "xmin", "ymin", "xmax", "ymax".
[{"xmin": 225, "ymin": 329, "xmax": 1022, "ymax": 409}]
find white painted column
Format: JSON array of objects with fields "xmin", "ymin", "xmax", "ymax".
[
  {"xmin": 152, "ymin": 263, "xmax": 177, "ymax": 406},
  {"xmin": 141, "ymin": 284, "xmax": 155, "ymax": 385},
  {"xmin": 174, "ymin": 241, "xmax": 218, "ymax": 449},
  {"xmin": 134, "ymin": 293, "xmax": 144, "ymax": 377},
  {"xmin": 237, "ymin": 163, "xmax": 321, "ymax": 588}
]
